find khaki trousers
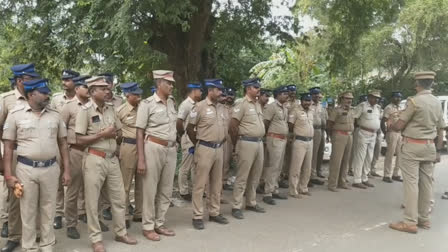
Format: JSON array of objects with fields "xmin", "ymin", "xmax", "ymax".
[
  {"xmin": 0, "ymin": 176, "xmax": 8, "ymax": 223},
  {"xmin": 352, "ymin": 129, "xmax": 376, "ymax": 183},
  {"xmin": 192, "ymin": 144, "xmax": 223, "ymax": 219},
  {"xmin": 384, "ymin": 131, "xmax": 402, "ymax": 178},
  {"xmin": 311, "ymin": 130, "xmax": 323, "ymax": 179},
  {"xmin": 263, "ymin": 136, "xmax": 286, "ymax": 196},
  {"xmin": 142, "ymin": 141, "xmax": 176, "ymax": 231},
  {"xmin": 370, "ymin": 132, "xmax": 382, "ymax": 173},
  {"xmin": 119, "ymin": 142, "xmax": 142, "ymax": 220},
  {"xmin": 83, "ymin": 154, "xmax": 126, "ymax": 243},
  {"xmin": 349, "ymin": 128, "xmax": 359, "ymax": 173},
  {"xmin": 16, "ymin": 162, "xmax": 60, "ymax": 252},
  {"xmin": 65, "ymin": 148, "xmax": 85, "ymax": 228},
  {"xmin": 399, "ymin": 142, "xmax": 435, "ymax": 224},
  {"xmin": 232, "ymin": 140, "xmax": 264, "ymax": 209},
  {"xmin": 222, "ymin": 135, "xmax": 232, "ymax": 184},
  {"xmin": 77, "ymin": 187, "xmax": 86, "ymax": 215},
  {"xmin": 178, "ymin": 148, "xmax": 195, "ymax": 196},
  {"xmin": 8, "ymin": 151, "xmax": 21, "ymax": 242},
  {"xmin": 328, "ymin": 132, "xmax": 352, "ymax": 189},
  {"xmin": 55, "ymin": 155, "xmax": 64, "ymax": 218},
  {"xmin": 281, "ymin": 135, "xmax": 294, "ymax": 179},
  {"xmin": 289, "ymin": 139, "xmax": 313, "ymax": 195}
]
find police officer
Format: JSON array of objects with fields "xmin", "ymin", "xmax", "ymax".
[
  {"xmin": 262, "ymin": 86, "xmax": 289, "ymax": 205},
  {"xmin": 136, "ymin": 70, "xmax": 177, "ymax": 241},
  {"xmin": 381, "ymin": 92, "xmax": 403, "ymax": 183},
  {"xmin": 348, "ymin": 94, "xmax": 368, "ymax": 177},
  {"xmin": 351, "ymin": 90, "xmax": 382, "ymax": 189},
  {"xmin": 0, "ymin": 64, "xmax": 40, "ymax": 252},
  {"xmin": 222, "ymin": 88, "xmax": 236, "ymax": 191},
  {"xmin": 229, "ymin": 78, "xmax": 266, "ymax": 219},
  {"xmin": 52, "ymin": 69, "xmax": 81, "ymax": 230},
  {"xmin": 309, "ymin": 87, "xmax": 325, "ymax": 185},
  {"xmin": 370, "ymin": 97, "xmax": 385, "ymax": 178},
  {"xmin": 327, "ymin": 92, "xmax": 354, "ymax": 192},
  {"xmin": 116, "ymin": 82, "xmax": 144, "ymax": 227},
  {"xmin": 288, "ymin": 93, "xmax": 314, "ymax": 198},
  {"xmin": 177, "ymin": 83, "xmax": 203, "ymax": 201},
  {"xmin": 187, "ymin": 79, "xmax": 229, "ymax": 230},
  {"xmin": 258, "ymin": 89, "xmax": 271, "ymax": 109},
  {"xmin": 3, "ymin": 78, "xmax": 71, "ymax": 252},
  {"xmin": 75, "ymin": 76, "xmax": 137, "ymax": 252},
  {"xmin": 60, "ymin": 75, "xmax": 91, "ymax": 239},
  {"xmin": 389, "ymin": 71, "xmax": 444, "ymax": 233}
]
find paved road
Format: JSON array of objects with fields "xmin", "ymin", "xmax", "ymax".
[{"xmin": 3, "ymin": 156, "xmax": 448, "ymax": 252}]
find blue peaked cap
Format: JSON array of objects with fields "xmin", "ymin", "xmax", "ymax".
[
  {"xmin": 11, "ymin": 63, "xmax": 40, "ymax": 78},
  {"xmin": 23, "ymin": 79, "xmax": 51, "ymax": 94},
  {"xmin": 204, "ymin": 79, "xmax": 224, "ymax": 89},
  {"xmin": 120, "ymin": 82, "xmax": 143, "ymax": 95}
]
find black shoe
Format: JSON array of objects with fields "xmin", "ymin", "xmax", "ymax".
[
  {"xmin": 317, "ymin": 173, "xmax": 326, "ymax": 179},
  {"xmin": 180, "ymin": 194, "xmax": 192, "ymax": 201},
  {"xmin": 370, "ymin": 172, "xmax": 381, "ymax": 177},
  {"xmin": 223, "ymin": 184, "xmax": 233, "ymax": 191},
  {"xmin": 256, "ymin": 184, "xmax": 265, "ymax": 194},
  {"xmin": 1, "ymin": 222, "xmax": 8, "ymax": 238},
  {"xmin": 132, "ymin": 217, "xmax": 142, "ymax": 222},
  {"xmin": 278, "ymin": 180, "xmax": 289, "ymax": 189},
  {"xmin": 383, "ymin": 177, "xmax": 393, "ymax": 183},
  {"xmin": 348, "ymin": 170, "xmax": 354, "ymax": 176},
  {"xmin": 53, "ymin": 216, "xmax": 62, "ymax": 229},
  {"xmin": 246, "ymin": 205, "xmax": 266, "ymax": 213},
  {"xmin": 209, "ymin": 214, "xmax": 229, "ymax": 224},
  {"xmin": 1, "ymin": 240, "xmax": 20, "ymax": 252},
  {"xmin": 78, "ymin": 214, "xmax": 87, "ymax": 224},
  {"xmin": 262, "ymin": 196, "xmax": 276, "ymax": 205},
  {"xmin": 125, "ymin": 220, "xmax": 131, "ymax": 229},
  {"xmin": 362, "ymin": 181, "xmax": 375, "ymax": 187},
  {"xmin": 307, "ymin": 181, "xmax": 314, "ymax": 188},
  {"xmin": 102, "ymin": 208, "xmax": 112, "ymax": 220},
  {"xmin": 66, "ymin": 227, "xmax": 80, "ymax": 239},
  {"xmin": 192, "ymin": 219, "xmax": 204, "ymax": 230},
  {"xmin": 310, "ymin": 179, "xmax": 324, "ymax": 185},
  {"xmin": 99, "ymin": 220, "xmax": 109, "ymax": 232},
  {"xmin": 170, "ymin": 201, "xmax": 174, "ymax": 207},
  {"xmin": 128, "ymin": 204, "xmax": 135, "ymax": 216},
  {"xmin": 392, "ymin": 176, "xmax": 403, "ymax": 182},
  {"xmin": 231, "ymin": 209, "xmax": 244, "ymax": 219},
  {"xmin": 272, "ymin": 193, "xmax": 288, "ymax": 200}
]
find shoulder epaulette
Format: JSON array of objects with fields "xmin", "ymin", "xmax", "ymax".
[
  {"xmin": 105, "ymin": 102, "xmax": 113, "ymax": 106},
  {"xmin": 144, "ymin": 96, "xmax": 154, "ymax": 103},
  {"xmin": 46, "ymin": 106, "xmax": 60, "ymax": 113},
  {"xmin": 1, "ymin": 91, "xmax": 15, "ymax": 98},
  {"xmin": 52, "ymin": 92, "xmax": 63, "ymax": 97},
  {"xmin": 407, "ymin": 97, "xmax": 416, "ymax": 106},
  {"xmin": 81, "ymin": 101, "xmax": 92, "ymax": 110},
  {"xmin": 10, "ymin": 104, "xmax": 25, "ymax": 113}
]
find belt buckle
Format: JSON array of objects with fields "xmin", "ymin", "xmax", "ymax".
[{"xmin": 34, "ymin": 161, "xmax": 45, "ymax": 168}]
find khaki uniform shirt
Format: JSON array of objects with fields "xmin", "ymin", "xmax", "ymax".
[
  {"xmin": 51, "ymin": 92, "xmax": 76, "ymax": 112},
  {"xmin": 328, "ymin": 106, "xmax": 355, "ymax": 132},
  {"xmin": 383, "ymin": 103, "xmax": 401, "ymax": 130},
  {"xmin": 178, "ymin": 96, "xmax": 195, "ymax": 149},
  {"xmin": 189, "ymin": 98, "xmax": 226, "ymax": 143},
  {"xmin": 288, "ymin": 104, "xmax": 314, "ymax": 137},
  {"xmin": 311, "ymin": 102, "xmax": 327, "ymax": 129},
  {"xmin": 135, "ymin": 93, "xmax": 177, "ymax": 142},
  {"xmin": 75, "ymin": 101, "xmax": 122, "ymax": 153},
  {"xmin": 232, "ymin": 95, "xmax": 265, "ymax": 138},
  {"xmin": 61, "ymin": 97, "xmax": 88, "ymax": 145},
  {"xmin": 353, "ymin": 101, "xmax": 381, "ymax": 130},
  {"xmin": 263, "ymin": 100, "xmax": 288, "ymax": 135},
  {"xmin": 110, "ymin": 95, "xmax": 124, "ymax": 109},
  {"xmin": 285, "ymin": 99, "xmax": 300, "ymax": 111},
  {"xmin": 117, "ymin": 102, "xmax": 138, "ymax": 139},
  {"xmin": 0, "ymin": 89, "xmax": 28, "ymax": 127},
  {"xmin": 3, "ymin": 104, "xmax": 67, "ymax": 160},
  {"xmin": 400, "ymin": 90, "xmax": 445, "ymax": 139}
]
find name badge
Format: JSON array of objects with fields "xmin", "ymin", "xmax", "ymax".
[
  {"xmin": 342, "ymin": 112, "xmax": 347, "ymax": 116},
  {"xmin": 91, "ymin": 115, "xmax": 100, "ymax": 123},
  {"xmin": 367, "ymin": 110, "xmax": 372, "ymax": 113}
]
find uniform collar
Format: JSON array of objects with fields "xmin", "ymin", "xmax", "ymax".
[
  {"xmin": 205, "ymin": 97, "xmax": 217, "ymax": 106},
  {"xmin": 416, "ymin": 90, "xmax": 432, "ymax": 96},
  {"xmin": 244, "ymin": 95, "xmax": 256, "ymax": 103},
  {"xmin": 187, "ymin": 96, "xmax": 196, "ymax": 105},
  {"xmin": 14, "ymin": 88, "xmax": 25, "ymax": 100},
  {"xmin": 24, "ymin": 103, "xmax": 49, "ymax": 114},
  {"xmin": 92, "ymin": 100, "xmax": 109, "ymax": 113},
  {"xmin": 275, "ymin": 100, "xmax": 284, "ymax": 108},
  {"xmin": 126, "ymin": 101, "xmax": 137, "ymax": 111}
]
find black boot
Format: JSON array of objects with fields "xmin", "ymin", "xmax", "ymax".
[
  {"xmin": 102, "ymin": 207, "xmax": 112, "ymax": 220},
  {"xmin": 1, "ymin": 222, "xmax": 8, "ymax": 238},
  {"xmin": 66, "ymin": 227, "xmax": 80, "ymax": 239},
  {"xmin": 53, "ymin": 216, "xmax": 62, "ymax": 229},
  {"xmin": 1, "ymin": 240, "xmax": 20, "ymax": 252}
]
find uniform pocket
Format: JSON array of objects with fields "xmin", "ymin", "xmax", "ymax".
[{"xmin": 47, "ymin": 121, "xmax": 58, "ymax": 138}]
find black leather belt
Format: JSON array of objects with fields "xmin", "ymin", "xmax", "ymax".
[
  {"xmin": 17, "ymin": 156, "xmax": 57, "ymax": 168},
  {"xmin": 295, "ymin": 135, "xmax": 313, "ymax": 141},
  {"xmin": 122, "ymin": 137, "xmax": 137, "ymax": 144},
  {"xmin": 199, "ymin": 140, "xmax": 225, "ymax": 149},
  {"xmin": 239, "ymin": 136, "xmax": 263, "ymax": 142}
]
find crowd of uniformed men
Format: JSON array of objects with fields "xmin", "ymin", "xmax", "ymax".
[{"xmin": 0, "ymin": 63, "xmax": 444, "ymax": 252}]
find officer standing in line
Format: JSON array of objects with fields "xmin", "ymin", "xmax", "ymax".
[
  {"xmin": 258, "ymin": 89, "xmax": 271, "ymax": 110},
  {"xmin": 326, "ymin": 92, "xmax": 355, "ymax": 192},
  {"xmin": 229, "ymin": 78, "xmax": 266, "ymax": 219},
  {"xmin": 351, "ymin": 91, "xmax": 382, "ymax": 189},
  {"xmin": 136, "ymin": 70, "xmax": 177, "ymax": 241},
  {"xmin": 116, "ymin": 83, "xmax": 144, "ymax": 226},
  {"xmin": 222, "ymin": 88, "xmax": 236, "ymax": 191},
  {"xmin": 288, "ymin": 93, "xmax": 314, "ymax": 198},
  {"xmin": 309, "ymin": 87, "xmax": 325, "ymax": 186},
  {"xmin": 0, "ymin": 64, "xmax": 40, "ymax": 252},
  {"xmin": 348, "ymin": 94, "xmax": 368, "ymax": 177},
  {"xmin": 75, "ymin": 76, "xmax": 137, "ymax": 252},
  {"xmin": 262, "ymin": 86, "xmax": 289, "ymax": 205},
  {"xmin": 381, "ymin": 92, "xmax": 403, "ymax": 183},
  {"xmin": 389, "ymin": 71, "xmax": 444, "ymax": 233},
  {"xmin": 3, "ymin": 78, "xmax": 71, "ymax": 252},
  {"xmin": 370, "ymin": 97, "xmax": 385, "ymax": 178},
  {"xmin": 51, "ymin": 69, "xmax": 80, "ymax": 230},
  {"xmin": 187, "ymin": 79, "xmax": 229, "ymax": 230},
  {"xmin": 177, "ymin": 83, "xmax": 203, "ymax": 201},
  {"xmin": 60, "ymin": 75, "xmax": 91, "ymax": 239}
]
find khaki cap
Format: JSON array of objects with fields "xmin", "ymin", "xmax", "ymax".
[
  {"xmin": 368, "ymin": 90, "xmax": 381, "ymax": 98},
  {"xmin": 415, "ymin": 71, "xmax": 436, "ymax": 80},
  {"xmin": 86, "ymin": 76, "xmax": 109, "ymax": 88},
  {"xmin": 153, "ymin": 70, "xmax": 175, "ymax": 82},
  {"xmin": 340, "ymin": 91, "xmax": 354, "ymax": 99}
]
